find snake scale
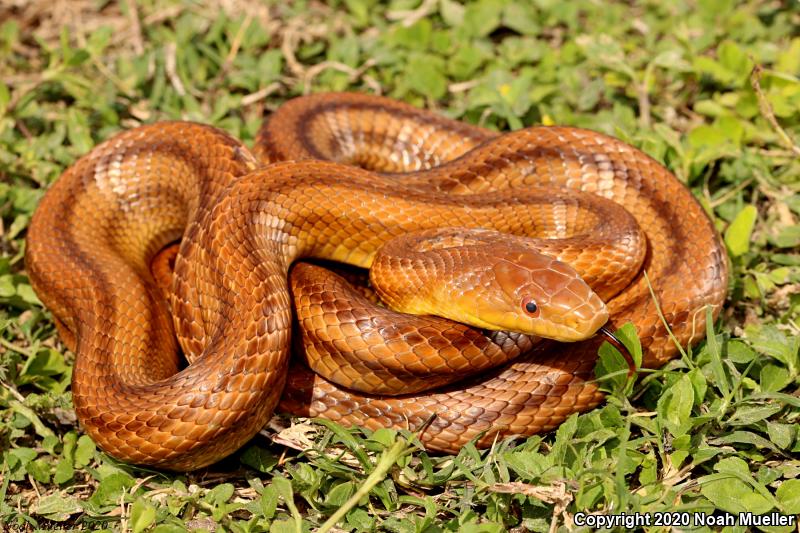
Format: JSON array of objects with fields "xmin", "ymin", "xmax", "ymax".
[{"xmin": 25, "ymin": 92, "xmax": 728, "ymax": 471}]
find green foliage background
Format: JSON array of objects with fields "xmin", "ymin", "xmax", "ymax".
[{"xmin": 1, "ymin": 0, "xmax": 799, "ymax": 531}]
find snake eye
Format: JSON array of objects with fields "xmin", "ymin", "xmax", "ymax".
[{"xmin": 522, "ymin": 297, "xmax": 539, "ymax": 317}]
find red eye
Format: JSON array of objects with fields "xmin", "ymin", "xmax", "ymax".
[{"xmin": 522, "ymin": 297, "xmax": 539, "ymax": 317}]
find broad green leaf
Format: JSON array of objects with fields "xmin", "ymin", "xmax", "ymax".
[
  {"xmin": 461, "ymin": 0, "xmax": 502, "ymax": 37},
  {"xmin": 342, "ymin": 0, "xmax": 373, "ymax": 27},
  {"xmin": 0, "ymin": 275, "xmax": 14, "ymax": 297},
  {"xmin": 130, "ymin": 498, "xmax": 157, "ymax": 533},
  {"xmin": 502, "ymin": 450, "xmax": 550, "ymax": 480},
  {"xmin": 22, "ymin": 349, "xmax": 69, "ymax": 377},
  {"xmin": 501, "ymin": 4, "xmax": 539, "ymax": 36},
  {"xmin": 324, "ymin": 481, "xmax": 355, "ymax": 507},
  {"xmin": 687, "ymin": 368, "xmax": 708, "ymax": 407},
  {"xmin": 369, "ymin": 428, "xmax": 398, "ymax": 448},
  {"xmin": 776, "ymin": 479, "xmax": 800, "ymax": 514},
  {"xmin": 74, "ymin": 435, "xmax": 95, "ymax": 467},
  {"xmin": 388, "ymin": 19, "xmax": 432, "ymax": 50},
  {"xmin": 207, "ymin": 482, "xmax": 234, "ymax": 503},
  {"xmin": 33, "ymin": 493, "xmax": 83, "ymax": 521},
  {"xmin": 771, "ymin": 225, "xmax": 800, "ymax": 248},
  {"xmin": 727, "ymin": 340, "xmax": 757, "ymax": 363},
  {"xmin": 66, "ymin": 108, "xmax": 93, "ymax": 153},
  {"xmin": 9, "ymin": 401, "xmax": 56, "ymax": 440},
  {"xmin": 717, "ymin": 40, "xmax": 752, "ymax": 83},
  {"xmin": 270, "ymin": 518, "xmax": 309, "ymax": 533},
  {"xmin": 744, "ymin": 325, "xmax": 799, "ymax": 372},
  {"xmin": 760, "ymin": 364, "xmax": 791, "ymax": 393},
  {"xmin": 766, "ymin": 422, "xmax": 794, "ymax": 450},
  {"xmin": 404, "ymin": 54, "xmax": 447, "ymax": 99},
  {"xmin": 727, "ymin": 405, "xmax": 783, "ymax": 425},
  {"xmin": 26, "ymin": 458, "xmax": 51, "ymax": 484},
  {"xmin": 87, "ymin": 472, "xmax": 136, "ymax": 510},
  {"xmin": 724, "ymin": 205, "xmax": 758, "ymax": 257},
  {"xmin": 240, "ymin": 445, "xmax": 278, "ymax": 473},
  {"xmin": 776, "ymin": 38, "xmax": 800, "ymax": 74},
  {"xmin": 448, "ymin": 43, "xmax": 489, "ymax": 79},
  {"xmin": 53, "ymin": 458, "xmax": 74, "ymax": 485},
  {"xmin": 700, "ymin": 474, "xmax": 773, "ymax": 515},
  {"xmin": 260, "ymin": 485, "xmax": 278, "ymax": 520},
  {"xmin": 687, "ymin": 124, "xmax": 730, "ymax": 149},
  {"xmin": 271, "ymin": 476, "xmax": 294, "ymax": 507},
  {"xmin": 346, "ymin": 508, "xmax": 374, "ymax": 530},
  {"xmin": 657, "ymin": 374, "xmax": 694, "ymax": 437}
]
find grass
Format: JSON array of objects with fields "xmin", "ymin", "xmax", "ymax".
[{"xmin": 1, "ymin": 0, "xmax": 799, "ymax": 531}]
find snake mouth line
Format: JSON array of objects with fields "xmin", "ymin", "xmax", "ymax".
[{"xmin": 598, "ymin": 326, "xmax": 636, "ymax": 378}]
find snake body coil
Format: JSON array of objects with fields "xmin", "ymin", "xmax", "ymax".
[{"xmin": 26, "ymin": 93, "xmax": 728, "ymax": 470}]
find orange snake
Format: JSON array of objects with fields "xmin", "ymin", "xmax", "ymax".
[{"xmin": 25, "ymin": 93, "xmax": 728, "ymax": 471}]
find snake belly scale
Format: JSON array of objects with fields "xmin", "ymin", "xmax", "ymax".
[{"xmin": 25, "ymin": 93, "xmax": 728, "ymax": 470}]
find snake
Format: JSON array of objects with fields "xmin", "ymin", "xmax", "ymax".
[{"xmin": 25, "ymin": 92, "xmax": 728, "ymax": 471}]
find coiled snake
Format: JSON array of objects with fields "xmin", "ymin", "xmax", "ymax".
[{"xmin": 25, "ymin": 93, "xmax": 728, "ymax": 471}]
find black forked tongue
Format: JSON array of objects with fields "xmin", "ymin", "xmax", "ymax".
[{"xmin": 599, "ymin": 326, "xmax": 636, "ymax": 378}]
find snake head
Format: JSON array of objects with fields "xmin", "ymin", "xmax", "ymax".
[{"xmin": 443, "ymin": 250, "xmax": 609, "ymax": 342}]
